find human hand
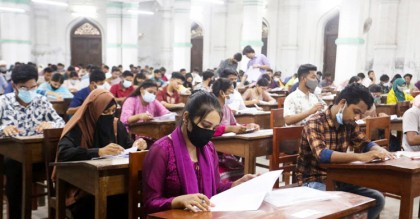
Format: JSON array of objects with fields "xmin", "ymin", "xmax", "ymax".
[
  {"xmin": 231, "ymin": 125, "xmax": 247, "ymax": 134},
  {"xmin": 177, "ymin": 103, "xmax": 185, "ymax": 108},
  {"xmin": 253, "ymin": 64, "xmax": 260, "ymax": 69},
  {"xmin": 171, "ymin": 193, "xmax": 213, "ymax": 212},
  {"xmin": 133, "ymin": 138, "xmax": 147, "ymax": 151},
  {"xmin": 246, "ymin": 123, "xmax": 260, "ymax": 131},
  {"xmin": 138, "ymin": 112, "xmax": 153, "ymax": 121},
  {"xmin": 310, "ymin": 103, "xmax": 324, "ymax": 114},
  {"xmin": 35, "ymin": 122, "xmax": 53, "ymax": 133},
  {"xmin": 2, "ymin": 125, "xmax": 20, "ymax": 136},
  {"xmin": 98, "ymin": 143, "xmax": 125, "ymax": 157}
]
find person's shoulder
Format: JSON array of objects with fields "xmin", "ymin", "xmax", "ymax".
[{"xmin": 149, "ymin": 136, "xmax": 173, "ymax": 154}]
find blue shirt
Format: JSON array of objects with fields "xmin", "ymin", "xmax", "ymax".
[
  {"xmin": 69, "ymin": 87, "xmax": 91, "ymax": 107},
  {"xmin": 4, "ymin": 82, "xmax": 13, "ymax": 94},
  {"xmin": 37, "ymin": 83, "xmax": 74, "ymax": 99}
]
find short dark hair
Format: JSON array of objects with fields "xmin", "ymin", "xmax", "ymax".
[
  {"xmin": 334, "ymin": 83, "xmax": 374, "ymax": 110},
  {"xmin": 50, "ymin": 64, "xmax": 58, "ymax": 72},
  {"xmin": 297, "ymin": 64, "xmax": 317, "ymax": 80},
  {"xmin": 212, "ymin": 78, "xmax": 233, "ymax": 97},
  {"xmin": 51, "ymin": 73, "xmax": 64, "ymax": 84},
  {"xmin": 171, "ymin": 72, "xmax": 185, "ymax": 81},
  {"xmin": 266, "ymin": 68, "xmax": 273, "ymax": 73},
  {"xmin": 242, "ymin": 45, "xmax": 255, "ymax": 55},
  {"xmin": 160, "ymin": 67, "xmax": 166, "ymax": 72},
  {"xmin": 103, "ymin": 65, "xmax": 109, "ymax": 70},
  {"xmin": 220, "ymin": 69, "xmax": 238, "ymax": 78},
  {"xmin": 367, "ymin": 70, "xmax": 374, "ymax": 74},
  {"xmin": 357, "ymin": 72, "xmax": 365, "ymax": 79},
  {"xmin": 348, "ymin": 76, "xmax": 361, "ymax": 84},
  {"xmin": 185, "ymin": 73, "xmax": 193, "ymax": 79},
  {"xmin": 404, "ymin": 73, "xmax": 413, "ymax": 79},
  {"xmin": 202, "ymin": 70, "xmax": 215, "ymax": 81},
  {"xmin": 233, "ymin": 53, "xmax": 242, "ymax": 62},
  {"xmin": 180, "ymin": 68, "xmax": 186, "ymax": 72},
  {"xmin": 112, "ymin": 67, "xmax": 121, "ymax": 73},
  {"xmin": 390, "ymin": 74, "xmax": 402, "ymax": 83},
  {"xmin": 44, "ymin": 67, "xmax": 53, "ymax": 74},
  {"xmin": 11, "ymin": 64, "xmax": 38, "ymax": 84},
  {"xmin": 57, "ymin": 63, "xmax": 64, "ymax": 67},
  {"xmin": 89, "ymin": 69, "xmax": 106, "ymax": 83},
  {"xmin": 181, "ymin": 90, "xmax": 223, "ymax": 126},
  {"xmin": 369, "ymin": 84, "xmax": 382, "ymax": 93},
  {"xmin": 122, "ymin": 70, "xmax": 134, "ymax": 78},
  {"xmin": 317, "ymin": 71, "xmax": 322, "ymax": 76},
  {"xmin": 379, "ymin": 74, "xmax": 389, "ymax": 82},
  {"xmin": 69, "ymin": 71, "xmax": 78, "ymax": 78},
  {"xmin": 130, "ymin": 79, "xmax": 158, "ymax": 97},
  {"xmin": 257, "ymin": 78, "xmax": 270, "ymax": 86},
  {"xmin": 67, "ymin": 66, "xmax": 75, "ymax": 72},
  {"xmin": 154, "ymin": 69, "xmax": 161, "ymax": 74}
]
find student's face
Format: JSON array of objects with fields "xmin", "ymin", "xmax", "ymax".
[
  {"xmin": 50, "ymin": 81, "xmax": 62, "ymax": 89},
  {"xmin": 368, "ymin": 72, "xmax": 375, "ymax": 78},
  {"xmin": 245, "ymin": 53, "xmax": 255, "ymax": 59},
  {"xmin": 227, "ymin": 75, "xmax": 238, "ymax": 83},
  {"xmin": 136, "ymin": 78, "xmax": 144, "ymax": 84},
  {"xmin": 155, "ymin": 73, "xmax": 161, "ymax": 79},
  {"xmin": 171, "ymin": 78, "xmax": 183, "ymax": 90},
  {"xmin": 44, "ymin": 72, "xmax": 52, "ymax": 82},
  {"xmin": 93, "ymin": 80, "xmax": 105, "ymax": 89},
  {"xmin": 187, "ymin": 77, "xmax": 193, "ymax": 83},
  {"xmin": 405, "ymin": 76, "xmax": 411, "ymax": 84},
  {"xmin": 112, "ymin": 71, "xmax": 121, "ymax": 79},
  {"xmin": 257, "ymin": 85, "xmax": 268, "ymax": 93},
  {"xmin": 13, "ymin": 79, "xmax": 37, "ymax": 92},
  {"xmin": 221, "ymin": 86, "xmax": 234, "ymax": 98},
  {"xmin": 267, "ymin": 71, "xmax": 273, "ymax": 78},
  {"xmin": 188, "ymin": 110, "xmax": 221, "ymax": 131},
  {"xmin": 140, "ymin": 87, "xmax": 158, "ymax": 96},
  {"xmin": 339, "ymin": 100, "xmax": 368, "ymax": 124},
  {"xmin": 102, "ymin": 105, "xmax": 117, "ymax": 115},
  {"xmin": 123, "ymin": 76, "xmax": 134, "ymax": 82}
]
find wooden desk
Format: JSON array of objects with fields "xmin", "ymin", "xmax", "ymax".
[
  {"xmin": 375, "ymin": 104, "xmax": 396, "ymax": 115},
  {"xmin": 256, "ymin": 102, "xmax": 278, "ymax": 111},
  {"xmin": 128, "ymin": 119, "xmax": 176, "ymax": 139},
  {"xmin": 235, "ymin": 111, "xmax": 271, "ymax": 129},
  {"xmin": 212, "ymin": 130, "xmax": 273, "ymax": 174},
  {"xmin": 358, "ymin": 118, "xmax": 402, "ymax": 132},
  {"xmin": 50, "ymin": 98, "xmax": 72, "ymax": 116},
  {"xmin": 55, "ymin": 158, "xmax": 128, "ymax": 219},
  {"xmin": 169, "ymin": 106, "xmax": 184, "ymax": 116},
  {"xmin": 268, "ymin": 89, "xmax": 288, "ymax": 96},
  {"xmin": 321, "ymin": 157, "xmax": 420, "ymax": 219},
  {"xmin": 0, "ymin": 136, "xmax": 44, "ymax": 219},
  {"xmin": 180, "ymin": 94, "xmax": 190, "ymax": 104},
  {"xmin": 269, "ymin": 93, "xmax": 286, "ymax": 104},
  {"xmin": 148, "ymin": 191, "xmax": 374, "ymax": 219}
]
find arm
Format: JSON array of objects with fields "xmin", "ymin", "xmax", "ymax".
[
  {"xmin": 386, "ymin": 91, "xmax": 396, "ymax": 104},
  {"xmin": 58, "ymin": 127, "xmax": 100, "ymax": 161},
  {"xmin": 263, "ymin": 91, "xmax": 276, "ymax": 103},
  {"xmin": 41, "ymin": 98, "xmax": 65, "ymax": 128},
  {"xmin": 154, "ymin": 100, "xmax": 171, "ymax": 116},
  {"xmin": 284, "ymin": 106, "xmax": 318, "ymax": 126},
  {"xmin": 120, "ymin": 97, "xmax": 139, "ymax": 125},
  {"xmin": 66, "ymin": 107, "xmax": 79, "ymax": 116},
  {"xmin": 117, "ymin": 121, "xmax": 134, "ymax": 148},
  {"xmin": 403, "ymin": 110, "xmax": 420, "ymax": 146}
]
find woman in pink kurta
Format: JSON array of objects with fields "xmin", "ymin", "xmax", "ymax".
[
  {"xmin": 120, "ymin": 80, "xmax": 170, "ymax": 126},
  {"xmin": 142, "ymin": 91, "xmax": 254, "ymax": 214}
]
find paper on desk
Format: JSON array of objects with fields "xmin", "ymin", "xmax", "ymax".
[
  {"xmin": 264, "ymin": 187, "xmax": 338, "ymax": 208},
  {"xmin": 153, "ymin": 112, "xmax": 177, "ymax": 121},
  {"xmin": 92, "ymin": 146, "xmax": 138, "ymax": 160},
  {"xmin": 221, "ymin": 132, "xmax": 236, "ymax": 137},
  {"xmin": 270, "ymin": 87, "xmax": 284, "ymax": 92},
  {"xmin": 236, "ymin": 107, "xmax": 260, "ymax": 114},
  {"xmin": 238, "ymin": 129, "xmax": 273, "ymax": 137},
  {"xmin": 210, "ymin": 170, "xmax": 281, "ymax": 211},
  {"xmin": 395, "ymin": 151, "xmax": 420, "ymax": 158},
  {"xmin": 14, "ymin": 134, "xmax": 44, "ymax": 140}
]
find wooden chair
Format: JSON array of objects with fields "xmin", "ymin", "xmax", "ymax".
[
  {"xmin": 396, "ymin": 101, "xmax": 410, "ymax": 117},
  {"xmin": 277, "ymin": 96, "xmax": 286, "ymax": 108},
  {"xmin": 365, "ymin": 116, "xmax": 391, "ymax": 150},
  {"xmin": 270, "ymin": 108, "xmax": 285, "ymax": 128},
  {"xmin": 269, "ymin": 126, "xmax": 304, "ymax": 187},
  {"xmin": 128, "ymin": 151, "xmax": 148, "ymax": 219},
  {"xmin": 42, "ymin": 128, "xmax": 66, "ymax": 219}
]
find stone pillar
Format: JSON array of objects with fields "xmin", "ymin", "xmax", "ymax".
[
  {"xmin": 0, "ymin": 1, "xmax": 31, "ymax": 64},
  {"xmin": 160, "ymin": 6, "xmax": 172, "ymax": 72},
  {"xmin": 372, "ymin": 0, "xmax": 400, "ymax": 74},
  {"xmin": 105, "ymin": 2, "xmax": 138, "ymax": 69},
  {"xmin": 208, "ymin": 6, "xmax": 227, "ymax": 69},
  {"xmin": 240, "ymin": 0, "xmax": 264, "ymax": 70},
  {"xmin": 334, "ymin": 0, "xmax": 370, "ymax": 85},
  {"xmin": 172, "ymin": 0, "xmax": 191, "ymax": 72}
]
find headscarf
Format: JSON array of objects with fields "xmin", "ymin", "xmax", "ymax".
[
  {"xmin": 392, "ymin": 78, "xmax": 406, "ymax": 102},
  {"xmin": 60, "ymin": 89, "xmax": 115, "ymax": 148},
  {"xmin": 415, "ymin": 81, "xmax": 420, "ymax": 91}
]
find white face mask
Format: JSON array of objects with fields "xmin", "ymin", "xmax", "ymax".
[
  {"xmin": 122, "ymin": 80, "xmax": 132, "ymax": 88},
  {"xmin": 70, "ymin": 79, "xmax": 78, "ymax": 85},
  {"xmin": 273, "ymin": 77, "xmax": 280, "ymax": 82},
  {"xmin": 225, "ymin": 93, "xmax": 235, "ymax": 105},
  {"xmin": 142, "ymin": 90, "xmax": 156, "ymax": 103},
  {"xmin": 96, "ymin": 84, "xmax": 105, "ymax": 89},
  {"xmin": 105, "ymin": 72, "xmax": 112, "ymax": 79}
]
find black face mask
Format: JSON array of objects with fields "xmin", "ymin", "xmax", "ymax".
[
  {"xmin": 232, "ymin": 81, "xmax": 237, "ymax": 89},
  {"xmin": 187, "ymin": 120, "xmax": 215, "ymax": 148},
  {"xmin": 209, "ymin": 79, "xmax": 215, "ymax": 86},
  {"xmin": 93, "ymin": 114, "xmax": 115, "ymax": 148},
  {"xmin": 51, "ymin": 85, "xmax": 60, "ymax": 91}
]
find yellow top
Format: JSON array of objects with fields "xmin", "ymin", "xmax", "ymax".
[{"xmin": 386, "ymin": 88, "xmax": 414, "ymax": 104}]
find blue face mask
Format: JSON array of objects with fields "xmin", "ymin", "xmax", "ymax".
[
  {"xmin": 336, "ymin": 103, "xmax": 346, "ymax": 125},
  {"xmin": 225, "ymin": 93, "xmax": 235, "ymax": 105},
  {"xmin": 18, "ymin": 88, "xmax": 37, "ymax": 104}
]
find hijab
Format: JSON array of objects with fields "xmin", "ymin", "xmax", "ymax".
[
  {"xmin": 60, "ymin": 89, "xmax": 115, "ymax": 148},
  {"xmin": 392, "ymin": 78, "xmax": 406, "ymax": 102}
]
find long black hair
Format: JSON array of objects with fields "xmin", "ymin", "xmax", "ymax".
[{"xmin": 181, "ymin": 90, "xmax": 223, "ymax": 125}]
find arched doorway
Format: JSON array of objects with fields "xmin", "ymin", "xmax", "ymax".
[
  {"xmin": 71, "ymin": 19, "xmax": 102, "ymax": 66},
  {"xmin": 261, "ymin": 21, "xmax": 268, "ymax": 56},
  {"xmin": 190, "ymin": 22, "xmax": 203, "ymax": 72},
  {"xmin": 323, "ymin": 14, "xmax": 339, "ymax": 80}
]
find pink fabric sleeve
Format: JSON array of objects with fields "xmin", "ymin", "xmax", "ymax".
[
  {"xmin": 142, "ymin": 143, "xmax": 175, "ymax": 214},
  {"xmin": 213, "ymin": 125, "xmax": 226, "ymax": 137},
  {"xmin": 154, "ymin": 100, "xmax": 171, "ymax": 116},
  {"xmin": 120, "ymin": 96, "xmax": 136, "ymax": 125}
]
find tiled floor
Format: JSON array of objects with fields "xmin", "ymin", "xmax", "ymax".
[{"xmin": 3, "ymin": 156, "xmax": 418, "ymax": 218}]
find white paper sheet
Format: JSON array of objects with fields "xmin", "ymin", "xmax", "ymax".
[
  {"xmin": 395, "ymin": 151, "xmax": 420, "ymax": 158},
  {"xmin": 92, "ymin": 146, "xmax": 138, "ymax": 160},
  {"xmin": 264, "ymin": 187, "xmax": 339, "ymax": 208},
  {"xmin": 153, "ymin": 112, "xmax": 177, "ymax": 121},
  {"xmin": 210, "ymin": 170, "xmax": 281, "ymax": 211},
  {"xmin": 244, "ymin": 67, "xmax": 261, "ymax": 83}
]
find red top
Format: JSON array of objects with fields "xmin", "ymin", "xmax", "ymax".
[
  {"xmin": 110, "ymin": 83, "xmax": 134, "ymax": 98},
  {"xmin": 157, "ymin": 86, "xmax": 180, "ymax": 104}
]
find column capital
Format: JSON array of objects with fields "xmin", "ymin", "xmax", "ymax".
[
  {"xmin": 174, "ymin": 42, "xmax": 192, "ymax": 48},
  {"xmin": 335, "ymin": 37, "xmax": 365, "ymax": 45},
  {"xmin": 240, "ymin": 40, "xmax": 264, "ymax": 47}
]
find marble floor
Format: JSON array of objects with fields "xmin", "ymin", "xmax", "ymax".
[{"xmin": 2, "ymin": 156, "xmax": 418, "ymax": 219}]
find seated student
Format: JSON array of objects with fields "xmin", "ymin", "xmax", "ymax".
[
  {"xmin": 297, "ymin": 83, "xmax": 394, "ymax": 219},
  {"xmin": 107, "ymin": 67, "xmax": 122, "ymax": 86},
  {"xmin": 283, "ymin": 64, "xmax": 326, "ymax": 126},
  {"xmin": 151, "ymin": 69, "xmax": 166, "ymax": 87},
  {"xmin": 194, "ymin": 70, "xmax": 214, "ymax": 92},
  {"xmin": 220, "ymin": 69, "xmax": 248, "ymax": 112},
  {"xmin": 363, "ymin": 84, "xmax": 387, "ymax": 118},
  {"xmin": 404, "ymin": 73, "xmax": 414, "ymax": 92},
  {"xmin": 110, "ymin": 70, "xmax": 134, "ymax": 102},
  {"xmin": 402, "ymin": 95, "xmax": 420, "ymax": 151},
  {"xmin": 212, "ymin": 78, "xmax": 259, "ymax": 135},
  {"xmin": 157, "ymin": 72, "xmax": 186, "ymax": 109},
  {"xmin": 37, "ymin": 73, "xmax": 74, "ymax": 100},
  {"xmin": 270, "ymin": 71, "xmax": 285, "ymax": 89},
  {"xmin": 184, "ymin": 73, "xmax": 194, "ymax": 90},
  {"xmin": 142, "ymin": 91, "xmax": 254, "ymax": 214},
  {"xmin": 378, "ymin": 74, "xmax": 390, "ymax": 94},
  {"xmin": 57, "ymin": 89, "xmax": 146, "ymax": 219},
  {"xmin": 390, "ymin": 73, "xmax": 402, "ymax": 87},
  {"xmin": 319, "ymin": 73, "xmax": 334, "ymax": 88},
  {"xmin": 242, "ymin": 78, "xmax": 276, "ymax": 106},
  {"xmin": 120, "ymin": 80, "xmax": 170, "ymax": 125},
  {"xmin": 284, "ymin": 73, "xmax": 297, "ymax": 90},
  {"xmin": 386, "ymin": 78, "xmax": 414, "ymax": 104},
  {"xmin": 0, "ymin": 64, "xmax": 65, "ymax": 219},
  {"xmin": 63, "ymin": 71, "xmax": 81, "ymax": 93},
  {"xmin": 67, "ymin": 69, "xmax": 106, "ymax": 115},
  {"xmin": 38, "ymin": 67, "xmax": 53, "ymax": 86},
  {"xmin": 133, "ymin": 72, "xmax": 146, "ymax": 88}
]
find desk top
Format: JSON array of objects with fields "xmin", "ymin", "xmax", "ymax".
[
  {"xmin": 54, "ymin": 157, "xmax": 129, "ymax": 171},
  {"xmin": 128, "ymin": 119, "xmax": 177, "ymax": 127},
  {"xmin": 148, "ymin": 191, "xmax": 374, "ymax": 219},
  {"xmin": 213, "ymin": 129, "xmax": 273, "ymax": 140},
  {"xmin": 235, "ymin": 111, "xmax": 271, "ymax": 116},
  {"xmin": 0, "ymin": 135, "xmax": 44, "ymax": 143},
  {"xmin": 321, "ymin": 157, "xmax": 420, "ymax": 174}
]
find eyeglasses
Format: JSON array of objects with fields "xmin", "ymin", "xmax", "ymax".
[{"xmin": 18, "ymin": 85, "xmax": 38, "ymax": 91}]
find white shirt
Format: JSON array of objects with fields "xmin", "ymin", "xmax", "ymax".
[
  {"xmin": 228, "ymin": 89, "xmax": 247, "ymax": 112},
  {"xmin": 402, "ymin": 107, "xmax": 420, "ymax": 151},
  {"xmin": 283, "ymin": 88, "xmax": 326, "ymax": 126}
]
